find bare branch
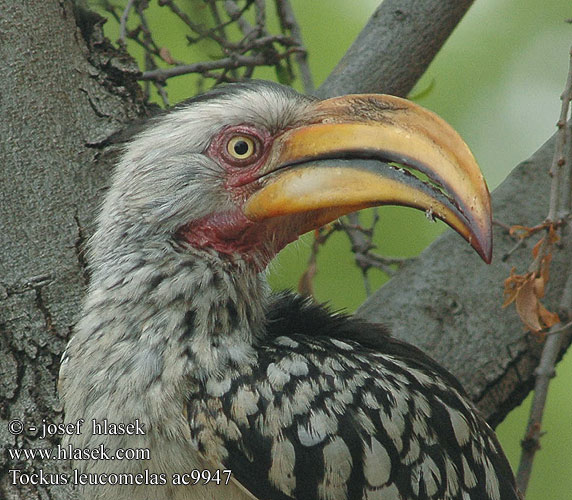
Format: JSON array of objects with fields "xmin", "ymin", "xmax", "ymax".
[
  {"xmin": 336, "ymin": 211, "xmax": 411, "ymax": 279},
  {"xmin": 135, "ymin": 2, "xmax": 171, "ymax": 106},
  {"xmin": 119, "ymin": 0, "xmax": 136, "ymax": 46},
  {"xmin": 225, "ymin": 0, "xmax": 258, "ymax": 38},
  {"xmin": 298, "ymin": 226, "xmax": 338, "ymax": 298},
  {"xmin": 354, "ymin": 251, "xmax": 412, "ymax": 278},
  {"xmin": 545, "ymin": 319, "xmax": 572, "ymax": 336},
  {"xmin": 275, "ymin": 0, "xmax": 314, "ymax": 93},
  {"xmin": 515, "ymin": 271, "xmax": 572, "ymax": 492},
  {"xmin": 493, "ymin": 219, "xmax": 518, "ymax": 234},
  {"xmin": 548, "ymin": 48, "xmax": 572, "ymax": 223},
  {"xmin": 159, "ymin": 0, "xmax": 225, "ymax": 45},
  {"xmin": 140, "ymin": 54, "xmax": 271, "ymax": 81},
  {"xmin": 207, "ymin": 0, "xmax": 229, "ymax": 42},
  {"xmin": 302, "ymin": 209, "xmax": 412, "ymax": 297},
  {"xmin": 317, "ymin": 0, "xmax": 475, "ymax": 98},
  {"xmin": 515, "ymin": 47, "xmax": 572, "ymax": 495},
  {"xmin": 501, "ymin": 238, "xmax": 528, "ymax": 262},
  {"xmin": 111, "ymin": 1, "xmax": 305, "ymax": 92}
]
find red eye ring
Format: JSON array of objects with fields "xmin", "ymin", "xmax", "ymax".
[{"xmin": 208, "ymin": 126, "xmax": 267, "ymax": 169}]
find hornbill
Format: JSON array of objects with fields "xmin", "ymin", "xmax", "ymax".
[{"xmin": 60, "ymin": 81, "xmax": 520, "ymax": 500}]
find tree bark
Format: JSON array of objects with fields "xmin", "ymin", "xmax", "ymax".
[
  {"xmin": 0, "ymin": 2, "xmax": 146, "ymax": 498},
  {"xmin": 1, "ymin": 0, "xmax": 568, "ymax": 499}
]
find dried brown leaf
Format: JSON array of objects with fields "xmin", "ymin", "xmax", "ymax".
[
  {"xmin": 159, "ymin": 47, "xmax": 176, "ymax": 65},
  {"xmin": 503, "ymin": 268, "xmax": 530, "ymax": 307},
  {"xmin": 515, "ymin": 277, "xmax": 543, "ymax": 332},
  {"xmin": 509, "ymin": 223, "xmax": 547, "ymax": 239},
  {"xmin": 533, "ymin": 275, "xmax": 545, "ymax": 299},
  {"xmin": 547, "ymin": 224, "xmax": 560, "ymax": 245},
  {"xmin": 532, "ymin": 237, "xmax": 544, "ymax": 258},
  {"xmin": 538, "ymin": 303, "xmax": 561, "ymax": 329},
  {"xmin": 504, "ymin": 223, "xmax": 561, "ymax": 333},
  {"xmin": 509, "ymin": 225, "xmax": 533, "ymax": 239}
]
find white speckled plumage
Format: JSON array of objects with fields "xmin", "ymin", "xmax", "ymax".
[{"xmin": 60, "ymin": 81, "xmax": 520, "ymax": 500}]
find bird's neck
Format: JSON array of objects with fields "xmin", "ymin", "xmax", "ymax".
[
  {"xmin": 62, "ymin": 245, "xmax": 271, "ymax": 485},
  {"xmin": 78, "ymin": 244, "xmax": 270, "ymax": 382}
]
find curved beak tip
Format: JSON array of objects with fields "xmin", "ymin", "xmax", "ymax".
[
  {"xmin": 474, "ymin": 236, "xmax": 493, "ymax": 264},
  {"xmin": 478, "ymin": 227, "xmax": 493, "ymax": 264}
]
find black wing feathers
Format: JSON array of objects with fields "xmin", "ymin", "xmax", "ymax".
[
  {"xmin": 266, "ymin": 292, "xmax": 467, "ymax": 395},
  {"xmin": 187, "ymin": 292, "xmax": 519, "ymax": 500}
]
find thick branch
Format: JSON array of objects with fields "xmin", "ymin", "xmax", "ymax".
[
  {"xmin": 357, "ymin": 129, "xmax": 572, "ymax": 426},
  {"xmin": 316, "ymin": 0, "xmax": 474, "ymax": 98}
]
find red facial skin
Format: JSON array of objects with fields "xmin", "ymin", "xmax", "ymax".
[{"xmin": 176, "ymin": 124, "xmax": 299, "ymax": 268}]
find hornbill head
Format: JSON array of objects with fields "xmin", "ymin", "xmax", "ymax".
[{"xmin": 94, "ymin": 81, "xmax": 491, "ymax": 271}]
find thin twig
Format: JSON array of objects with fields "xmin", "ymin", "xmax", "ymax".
[
  {"xmin": 101, "ymin": 0, "xmax": 121, "ymax": 24},
  {"xmin": 343, "ymin": 212, "xmax": 376, "ymax": 293},
  {"xmin": 160, "ymin": 0, "xmax": 228, "ymax": 46},
  {"xmin": 560, "ymin": 133, "xmax": 572, "ymax": 220},
  {"xmin": 109, "ymin": 0, "xmax": 311, "ymax": 100},
  {"xmin": 140, "ymin": 54, "xmax": 271, "ymax": 81},
  {"xmin": 224, "ymin": 0, "xmax": 257, "ymax": 38},
  {"xmin": 515, "ymin": 269, "xmax": 572, "ymax": 492},
  {"xmin": 544, "ymin": 319, "xmax": 572, "ymax": 336},
  {"xmin": 515, "ymin": 46, "xmax": 572, "ymax": 495},
  {"xmin": 300, "ymin": 207, "xmax": 414, "ymax": 297},
  {"xmin": 560, "ymin": 70, "xmax": 572, "ymax": 221},
  {"xmin": 275, "ymin": 0, "xmax": 314, "ymax": 93},
  {"xmin": 298, "ymin": 226, "xmax": 338, "ymax": 298},
  {"xmin": 341, "ymin": 212, "xmax": 412, "ymax": 275},
  {"xmin": 501, "ymin": 222, "xmax": 557, "ymax": 262},
  {"xmin": 119, "ymin": 0, "xmax": 136, "ymax": 46},
  {"xmin": 134, "ymin": 2, "xmax": 170, "ymax": 106},
  {"xmin": 495, "ymin": 218, "xmax": 529, "ymax": 261},
  {"xmin": 493, "ymin": 218, "xmax": 519, "ymax": 235},
  {"xmin": 254, "ymin": 0, "xmax": 266, "ymax": 33},
  {"xmin": 501, "ymin": 238, "xmax": 527, "ymax": 262},
  {"xmin": 207, "ymin": 0, "xmax": 229, "ymax": 42},
  {"xmin": 547, "ymin": 49, "xmax": 572, "ymax": 222},
  {"xmin": 355, "ymin": 251, "xmax": 412, "ymax": 277},
  {"xmin": 244, "ymin": 34, "xmax": 299, "ymax": 50}
]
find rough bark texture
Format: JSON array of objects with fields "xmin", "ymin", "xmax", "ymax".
[
  {"xmin": 1, "ymin": 0, "xmax": 569, "ymax": 499},
  {"xmin": 0, "ymin": 2, "xmax": 146, "ymax": 498}
]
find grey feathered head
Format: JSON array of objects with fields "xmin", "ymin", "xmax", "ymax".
[{"xmin": 89, "ymin": 80, "xmax": 492, "ymax": 278}]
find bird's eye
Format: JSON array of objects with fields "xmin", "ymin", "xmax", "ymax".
[{"xmin": 227, "ymin": 135, "xmax": 256, "ymax": 160}]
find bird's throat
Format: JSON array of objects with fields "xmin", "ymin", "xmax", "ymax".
[
  {"xmin": 177, "ymin": 209, "xmax": 297, "ymax": 270},
  {"xmin": 66, "ymin": 247, "xmax": 270, "ymax": 405}
]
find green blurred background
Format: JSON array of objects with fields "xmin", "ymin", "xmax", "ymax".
[{"xmin": 98, "ymin": 1, "xmax": 572, "ymax": 497}]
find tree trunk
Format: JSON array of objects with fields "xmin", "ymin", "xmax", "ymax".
[{"xmin": 0, "ymin": 2, "xmax": 145, "ymax": 498}]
